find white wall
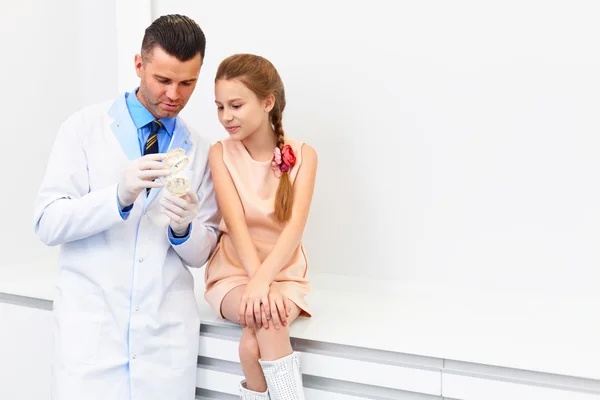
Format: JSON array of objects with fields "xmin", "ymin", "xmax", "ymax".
[
  {"xmin": 146, "ymin": 0, "xmax": 600, "ymax": 294},
  {"xmin": 4, "ymin": 0, "xmax": 599, "ymax": 296},
  {"xmin": 0, "ymin": 0, "xmax": 118, "ymax": 271}
]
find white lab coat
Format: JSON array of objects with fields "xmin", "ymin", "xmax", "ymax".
[{"xmin": 33, "ymin": 94, "xmax": 220, "ymax": 400}]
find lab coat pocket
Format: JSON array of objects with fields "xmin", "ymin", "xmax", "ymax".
[
  {"xmin": 163, "ymin": 288, "xmax": 200, "ymax": 370},
  {"xmin": 55, "ymin": 282, "xmax": 105, "ymax": 366}
]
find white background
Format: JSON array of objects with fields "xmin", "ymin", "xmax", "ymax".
[
  {"xmin": 1, "ymin": 0, "xmax": 119, "ymax": 270},
  {"xmin": 151, "ymin": 0, "xmax": 600, "ymax": 294},
  {"xmin": 2, "ymin": 2, "xmax": 600, "ymax": 398},
  {"xmin": 3, "ymin": 0, "xmax": 600, "ymax": 296}
]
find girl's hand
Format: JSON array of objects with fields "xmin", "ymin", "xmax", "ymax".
[
  {"xmin": 267, "ymin": 286, "xmax": 293, "ymax": 330},
  {"xmin": 239, "ymin": 278, "xmax": 271, "ymax": 329}
]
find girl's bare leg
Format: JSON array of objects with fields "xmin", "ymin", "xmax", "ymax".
[{"xmin": 221, "ymin": 285, "xmax": 267, "ymax": 392}]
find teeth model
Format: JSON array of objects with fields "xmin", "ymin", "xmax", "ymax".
[
  {"xmin": 163, "ymin": 148, "xmax": 190, "ymax": 197},
  {"xmin": 165, "ymin": 176, "xmax": 190, "ymax": 197},
  {"xmin": 163, "ymin": 148, "xmax": 189, "ymax": 175}
]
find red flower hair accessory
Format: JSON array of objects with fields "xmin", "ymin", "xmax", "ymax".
[{"xmin": 271, "ymin": 145, "xmax": 296, "ymax": 178}]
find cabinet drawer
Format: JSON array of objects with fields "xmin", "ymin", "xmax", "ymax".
[
  {"xmin": 198, "ymin": 335, "xmax": 441, "ymax": 395},
  {"xmin": 443, "ymin": 373, "xmax": 600, "ymax": 400}
]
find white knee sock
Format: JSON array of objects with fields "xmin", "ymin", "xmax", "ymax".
[
  {"xmin": 239, "ymin": 380, "xmax": 270, "ymax": 399},
  {"xmin": 259, "ymin": 352, "xmax": 305, "ymax": 400}
]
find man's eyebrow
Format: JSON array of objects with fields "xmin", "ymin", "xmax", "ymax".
[{"xmin": 154, "ymin": 75, "xmax": 197, "ymax": 83}]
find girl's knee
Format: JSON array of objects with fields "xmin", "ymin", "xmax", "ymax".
[
  {"xmin": 239, "ymin": 328, "xmax": 260, "ymax": 363},
  {"xmin": 255, "ymin": 324, "xmax": 290, "ymax": 342}
]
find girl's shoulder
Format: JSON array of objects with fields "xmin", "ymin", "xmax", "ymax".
[
  {"xmin": 209, "ymin": 138, "xmax": 244, "ymax": 158},
  {"xmin": 213, "ymin": 137, "xmax": 238, "ymax": 149}
]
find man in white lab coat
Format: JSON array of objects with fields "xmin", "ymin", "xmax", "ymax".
[{"xmin": 33, "ymin": 14, "xmax": 220, "ymax": 400}]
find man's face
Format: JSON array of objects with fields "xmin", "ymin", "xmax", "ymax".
[{"xmin": 135, "ymin": 46, "xmax": 202, "ymax": 119}]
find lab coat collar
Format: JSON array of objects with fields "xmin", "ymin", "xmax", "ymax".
[{"xmin": 108, "ymin": 93, "xmax": 193, "ymax": 207}]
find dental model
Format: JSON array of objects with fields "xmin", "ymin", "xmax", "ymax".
[
  {"xmin": 165, "ymin": 176, "xmax": 189, "ymax": 197},
  {"xmin": 163, "ymin": 148, "xmax": 190, "ymax": 197},
  {"xmin": 163, "ymin": 148, "xmax": 189, "ymax": 174}
]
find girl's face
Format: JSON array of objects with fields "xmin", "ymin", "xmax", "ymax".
[{"xmin": 215, "ymin": 78, "xmax": 272, "ymax": 141}]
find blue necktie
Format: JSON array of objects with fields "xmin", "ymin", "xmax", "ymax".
[{"xmin": 144, "ymin": 120, "xmax": 162, "ymax": 195}]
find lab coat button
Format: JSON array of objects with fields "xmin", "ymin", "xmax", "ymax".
[
  {"xmin": 138, "ymin": 258, "xmax": 143, "ymax": 263},
  {"xmin": 135, "ymin": 307, "xmax": 140, "ymax": 311},
  {"xmin": 132, "ymin": 354, "xmax": 136, "ymax": 359}
]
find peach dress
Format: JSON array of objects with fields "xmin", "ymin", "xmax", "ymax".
[{"xmin": 204, "ymin": 138, "xmax": 311, "ymax": 318}]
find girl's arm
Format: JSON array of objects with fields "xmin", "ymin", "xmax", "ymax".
[
  {"xmin": 253, "ymin": 144, "xmax": 318, "ymax": 284},
  {"xmin": 208, "ymin": 142, "xmax": 262, "ymax": 277}
]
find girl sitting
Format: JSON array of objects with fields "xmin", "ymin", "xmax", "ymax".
[{"xmin": 205, "ymin": 53, "xmax": 318, "ymax": 400}]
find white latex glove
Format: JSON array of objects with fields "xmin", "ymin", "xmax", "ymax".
[
  {"xmin": 117, "ymin": 153, "xmax": 170, "ymax": 208},
  {"xmin": 160, "ymin": 190, "xmax": 199, "ymax": 235}
]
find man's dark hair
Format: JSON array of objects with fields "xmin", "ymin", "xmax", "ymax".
[{"xmin": 141, "ymin": 14, "xmax": 206, "ymax": 62}]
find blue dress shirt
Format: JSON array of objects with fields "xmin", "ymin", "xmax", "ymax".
[{"xmin": 117, "ymin": 89, "xmax": 191, "ymax": 244}]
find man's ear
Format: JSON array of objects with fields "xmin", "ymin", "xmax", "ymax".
[
  {"xmin": 264, "ymin": 94, "xmax": 276, "ymax": 113},
  {"xmin": 134, "ymin": 54, "xmax": 144, "ymax": 78}
]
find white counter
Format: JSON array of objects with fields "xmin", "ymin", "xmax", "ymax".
[
  {"xmin": 0, "ymin": 264, "xmax": 58, "ymax": 302},
  {"xmin": 1, "ymin": 264, "xmax": 599, "ymax": 383}
]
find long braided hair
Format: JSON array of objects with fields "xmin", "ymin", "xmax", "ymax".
[{"xmin": 215, "ymin": 54, "xmax": 293, "ymax": 222}]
